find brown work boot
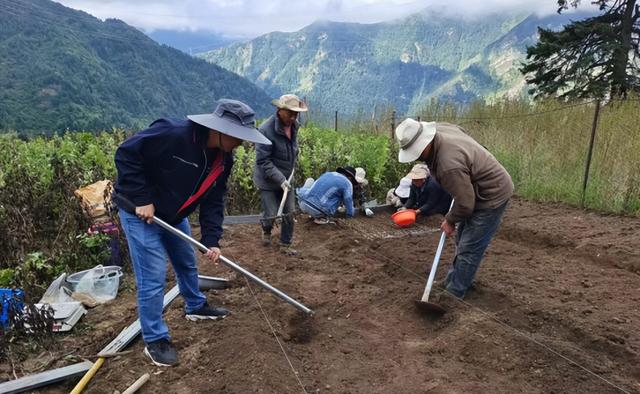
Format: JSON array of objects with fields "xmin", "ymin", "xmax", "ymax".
[{"xmin": 279, "ymin": 243, "xmax": 297, "ymax": 256}]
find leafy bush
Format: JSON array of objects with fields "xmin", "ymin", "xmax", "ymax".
[{"xmin": 2, "ymin": 98, "xmax": 638, "ymax": 296}]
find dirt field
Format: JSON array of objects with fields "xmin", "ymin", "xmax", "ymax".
[{"xmin": 2, "ymin": 198, "xmax": 639, "ymax": 393}]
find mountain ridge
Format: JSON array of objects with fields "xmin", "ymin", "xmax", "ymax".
[
  {"xmin": 0, "ymin": 0, "xmax": 272, "ymax": 134},
  {"xmin": 201, "ymin": 9, "xmax": 595, "ymax": 115}
]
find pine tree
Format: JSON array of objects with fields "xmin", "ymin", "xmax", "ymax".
[{"xmin": 521, "ymin": 0, "xmax": 640, "ymax": 99}]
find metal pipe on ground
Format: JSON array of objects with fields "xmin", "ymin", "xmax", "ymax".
[
  {"xmin": 156, "ymin": 214, "xmax": 314, "ymax": 316},
  {"xmin": 118, "ymin": 196, "xmax": 313, "ymax": 315}
]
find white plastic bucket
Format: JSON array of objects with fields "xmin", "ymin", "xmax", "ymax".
[{"xmin": 66, "ymin": 265, "xmax": 123, "ymax": 303}]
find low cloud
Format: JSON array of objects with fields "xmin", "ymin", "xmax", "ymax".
[{"xmin": 54, "ymin": 0, "xmax": 574, "ymax": 38}]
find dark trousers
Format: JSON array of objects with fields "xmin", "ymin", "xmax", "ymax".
[
  {"xmin": 445, "ymin": 201, "xmax": 508, "ymax": 298},
  {"xmin": 260, "ymin": 188, "xmax": 295, "ymax": 245}
]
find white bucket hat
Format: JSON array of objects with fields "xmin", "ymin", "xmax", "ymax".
[
  {"xmin": 355, "ymin": 167, "xmax": 368, "ymax": 186},
  {"xmin": 395, "ymin": 118, "xmax": 436, "ymax": 163},
  {"xmin": 395, "ymin": 177, "xmax": 411, "ymax": 198}
]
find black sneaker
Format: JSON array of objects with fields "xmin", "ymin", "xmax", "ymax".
[
  {"xmin": 144, "ymin": 338, "xmax": 178, "ymax": 367},
  {"xmin": 185, "ymin": 303, "xmax": 229, "ymax": 321}
]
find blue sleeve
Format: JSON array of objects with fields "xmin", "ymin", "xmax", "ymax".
[
  {"xmin": 255, "ymin": 125, "xmax": 286, "ymax": 184},
  {"xmin": 114, "ymin": 120, "xmax": 174, "ymax": 206},
  {"xmin": 343, "ymin": 180, "xmax": 355, "ymax": 217},
  {"xmin": 199, "ymin": 153, "xmax": 233, "ymax": 248}
]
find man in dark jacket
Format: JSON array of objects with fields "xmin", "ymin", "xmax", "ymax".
[
  {"xmin": 114, "ymin": 99, "xmax": 271, "ymax": 367},
  {"xmin": 401, "ymin": 164, "xmax": 452, "ymax": 217},
  {"xmin": 253, "ymin": 94, "xmax": 308, "ymax": 255},
  {"xmin": 396, "ymin": 118, "xmax": 513, "ymax": 299}
]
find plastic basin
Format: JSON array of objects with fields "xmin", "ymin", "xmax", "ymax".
[
  {"xmin": 66, "ymin": 265, "xmax": 123, "ymax": 303},
  {"xmin": 391, "ymin": 209, "xmax": 416, "ymax": 227}
]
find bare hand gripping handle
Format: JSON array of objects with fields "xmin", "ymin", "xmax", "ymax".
[{"xmin": 117, "ymin": 195, "xmax": 314, "ymax": 315}]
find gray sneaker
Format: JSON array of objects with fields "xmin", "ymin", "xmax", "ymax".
[
  {"xmin": 280, "ymin": 243, "xmax": 298, "ymax": 256},
  {"xmin": 144, "ymin": 338, "xmax": 178, "ymax": 367},
  {"xmin": 262, "ymin": 232, "xmax": 272, "ymax": 246}
]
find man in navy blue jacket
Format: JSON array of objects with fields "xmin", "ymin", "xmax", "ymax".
[
  {"xmin": 114, "ymin": 99, "xmax": 270, "ymax": 367},
  {"xmin": 401, "ymin": 164, "xmax": 452, "ymax": 217}
]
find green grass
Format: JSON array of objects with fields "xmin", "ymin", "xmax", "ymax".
[{"xmin": 416, "ymin": 98, "xmax": 640, "ymax": 215}]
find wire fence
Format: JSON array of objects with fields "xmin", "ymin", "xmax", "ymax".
[{"xmin": 303, "ymin": 97, "xmax": 640, "ymax": 215}]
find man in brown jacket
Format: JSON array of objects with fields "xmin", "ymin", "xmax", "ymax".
[{"xmin": 395, "ymin": 118, "xmax": 513, "ymax": 299}]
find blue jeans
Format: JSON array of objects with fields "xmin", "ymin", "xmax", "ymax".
[
  {"xmin": 119, "ymin": 209, "xmax": 206, "ymax": 343},
  {"xmin": 260, "ymin": 188, "xmax": 295, "ymax": 245},
  {"xmin": 445, "ymin": 201, "xmax": 508, "ymax": 299},
  {"xmin": 298, "ymin": 200, "xmax": 326, "ymax": 218}
]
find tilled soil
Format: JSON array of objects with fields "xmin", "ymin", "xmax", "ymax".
[{"xmin": 2, "ymin": 198, "xmax": 639, "ymax": 393}]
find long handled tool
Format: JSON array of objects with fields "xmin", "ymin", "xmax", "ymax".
[
  {"xmin": 414, "ymin": 200, "xmax": 455, "ymax": 315},
  {"xmin": 275, "ymin": 169, "xmax": 295, "ymax": 222},
  {"xmin": 119, "ymin": 196, "xmax": 313, "ymax": 315}
]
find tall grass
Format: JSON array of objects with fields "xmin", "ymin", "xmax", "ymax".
[{"xmin": 416, "ymin": 99, "xmax": 640, "ymax": 215}]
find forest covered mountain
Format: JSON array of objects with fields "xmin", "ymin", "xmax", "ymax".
[
  {"xmin": 201, "ymin": 9, "xmax": 594, "ymax": 115},
  {"xmin": 0, "ymin": 0, "xmax": 271, "ymax": 134}
]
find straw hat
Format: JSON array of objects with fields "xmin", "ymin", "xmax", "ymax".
[
  {"xmin": 405, "ymin": 163, "xmax": 430, "ymax": 180},
  {"xmin": 271, "ymin": 94, "xmax": 308, "ymax": 112}
]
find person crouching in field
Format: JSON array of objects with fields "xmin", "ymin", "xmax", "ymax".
[
  {"xmin": 398, "ymin": 163, "xmax": 452, "ymax": 218},
  {"xmin": 395, "ymin": 118, "xmax": 513, "ymax": 299},
  {"xmin": 297, "ymin": 166, "xmax": 369, "ymax": 224},
  {"xmin": 386, "ymin": 177, "xmax": 411, "ymax": 208},
  {"xmin": 114, "ymin": 99, "xmax": 271, "ymax": 367}
]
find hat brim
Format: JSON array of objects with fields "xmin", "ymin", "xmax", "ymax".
[
  {"xmin": 406, "ymin": 171, "xmax": 427, "ymax": 180},
  {"xmin": 271, "ymin": 99, "xmax": 308, "ymax": 112},
  {"xmin": 188, "ymin": 114, "xmax": 271, "ymax": 145},
  {"xmin": 397, "ymin": 121, "xmax": 436, "ymax": 163}
]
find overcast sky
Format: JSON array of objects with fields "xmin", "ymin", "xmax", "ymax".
[{"xmin": 55, "ymin": 0, "xmax": 570, "ymax": 38}]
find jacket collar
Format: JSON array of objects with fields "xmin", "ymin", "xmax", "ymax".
[{"xmin": 189, "ymin": 120, "xmax": 211, "ymax": 147}]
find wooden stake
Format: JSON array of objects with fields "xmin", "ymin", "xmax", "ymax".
[
  {"xmin": 122, "ymin": 373, "xmax": 150, "ymax": 394},
  {"xmin": 581, "ymin": 100, "xmax": 601, "ymax": 208}
]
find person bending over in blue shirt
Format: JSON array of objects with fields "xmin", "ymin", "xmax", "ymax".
[{"xmin": 297, "ymin": 166, "xmax": 367, "ymax": 224}]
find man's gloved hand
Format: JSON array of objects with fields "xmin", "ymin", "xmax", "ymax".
[
  {"xmin": 365, "ymin": 208, "xmax": 374, "ymax": 217},
  {"xmin": 397, "ymin": 206, "xmax": 407, "ymax": 212},
  {"xmin": 281, "ymin": 179, "xmax": 291, "ymax": 191}
]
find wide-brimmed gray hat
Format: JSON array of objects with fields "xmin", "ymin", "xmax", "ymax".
[{"xmin": 188, "ymin": 99, "xmax": 271, "ymax": 145}]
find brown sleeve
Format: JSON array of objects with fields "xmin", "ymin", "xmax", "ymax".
[{"xmin": 437, "ymin": 168, "xmax": 475, "ymax": 223}]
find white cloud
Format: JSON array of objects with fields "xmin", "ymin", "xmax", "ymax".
[{"xmin": 53, "ymin": 0, "xmax": 568, "ymax": 38}]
